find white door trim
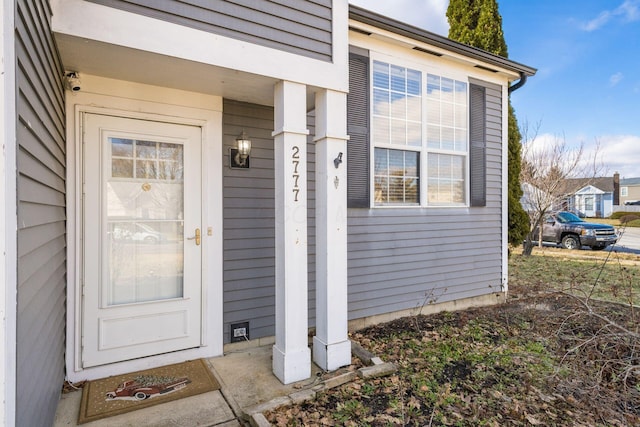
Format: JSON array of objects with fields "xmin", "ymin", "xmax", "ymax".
[{"xmin": 65, "ymin": 79, "xmax": 223, "ymax": 382}]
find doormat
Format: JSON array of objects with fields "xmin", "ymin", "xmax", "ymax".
[{"xmin": 78, "ymin": 359, "xmax": 220, "ymax": 424}]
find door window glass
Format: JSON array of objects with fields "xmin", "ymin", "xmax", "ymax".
[{"xmin": 107, "ymin": 137, "xmax": 185, "ymax": 305}]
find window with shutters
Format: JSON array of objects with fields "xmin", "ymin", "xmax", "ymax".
[{"xmin": 371, "ymin": 59, "xmax": 469, "ymax": 207}]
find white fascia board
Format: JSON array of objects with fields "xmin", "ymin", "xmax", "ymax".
[
  {"xmin": 576, "ymin": 185, "xmax": 606, "ymax": 195},
  {"xmin": 51, "ymin": 0, "xmax": 349, "ymax": 93},
  {"xmin": 352, "ymin": 31, "xmax": 510, "ymax": 92},
  {"xmin": 349, "ymin": 20, "xmax": 520, "ymax": 83},
  {"xmin": 0, "ymin": 1, "xmax": 17, "ymax": 425}
]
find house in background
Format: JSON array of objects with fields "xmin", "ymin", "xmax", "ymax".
[
  {"xmin": 1, "ymin": 0, "xmax": 535, "ymax": 425},
  {"xmin": 619, "ymin": 177, "xmax": 640, "ymax": 206},
  {"xmin": 562, "ymin": 175, "xmax": 618, "ymax": 218}
]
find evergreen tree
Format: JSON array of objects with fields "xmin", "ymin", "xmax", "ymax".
[{"xmin": 447, "ymin": 0, "xmax": 529, "ymax": 246}]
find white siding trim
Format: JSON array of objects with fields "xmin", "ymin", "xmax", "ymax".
[
  {"xmin": 501, "ymin": 85, "xmax": 509, "ymax": 293},
  {"xmin": 65, "ymin": 76, "xmax": 224, "ymax": 382},
  {"xmin": 51, "ymin": 0, "xmax": 348, "ymax": 93},
  {"xmin": 1, "ymin": 1, "xmax": 17, "ymax": 424}
]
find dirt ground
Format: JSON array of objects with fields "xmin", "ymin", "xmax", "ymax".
[{"xmin": 266, "ymin": 278, "xmax": 640, "ymax": 426}]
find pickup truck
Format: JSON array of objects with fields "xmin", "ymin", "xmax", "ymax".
[
  {"xmin": 105, "ymin": 376, "xmax": 191, "ymax": 401},
  {"xmin": 538, "ymin": 211, "xmax": 618, "ymax": 250}
]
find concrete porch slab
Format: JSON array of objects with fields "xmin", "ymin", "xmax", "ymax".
[
  {"xmin": 53, "ymin": 345, "xmax": 324, "ymax": 426},
  {"xmin": 54, "ymin": 388, "xmax": 238, "ymax": 427}
]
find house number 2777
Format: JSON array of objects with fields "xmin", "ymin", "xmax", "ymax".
[{"xmin": 292, "ymin": 146, "xmax": 300, "ymax": 202}]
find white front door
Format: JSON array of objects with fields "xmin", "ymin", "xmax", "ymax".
[{"xmin": 82, "ymin": 113, "xmax": 203, "ymax": 368}]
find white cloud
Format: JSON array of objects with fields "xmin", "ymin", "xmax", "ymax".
[
  {"xmin": 524, "ymin": 133, "xmax": 640, "ymax": 179},
  {"xmin": 582, "ymin": 11, "xmax": 612, "ymax": 31},
  {"xmin": 617, "ymin": 0, "xmax": 640, "ymax": 21},
  {"xmin": 350, "ymin": 0, "xmax": 450, "ymax": 35},
  {"xmin": 609, "ymin": 72, "xmax": 624, "ymax": 86},
  {"xmin": 589, "ymin": 135, "xmax": 640, "ymax": 178},
  {"xmin": 581, "ymin": 0, "xmax": 640, "ymax": 31}
]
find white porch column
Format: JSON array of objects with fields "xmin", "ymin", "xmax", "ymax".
[
  {"xmin": 272, "ymin": 80, "xmax": 311, "ymax": 384},
  {"xmin": 312, "ymin": 89, "xmax": 351, "ymax": 371}
]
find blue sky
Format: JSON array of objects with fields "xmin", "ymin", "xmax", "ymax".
[{"xmin": 350, "ymin": 0, "xmax": 640, "ymax": 179}]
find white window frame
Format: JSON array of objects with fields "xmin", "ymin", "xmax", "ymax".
[
  {"xmin": 621, "ymin": 186, "xmax": 628, "ymax": 197},
  {"xmin": 369, "ymin": 53, "xmax": 470, "ymax": 208}
]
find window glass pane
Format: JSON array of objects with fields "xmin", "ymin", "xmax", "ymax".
[
  {"xmin": 112, "ymin": 159, "xmax": 133, "ymax": 178},
  {"xmin": 407, "ymin": 69, "xmax": 421, "ymax": 95},
  {"xmin": 372, "ymin": 117, "xmax": 390, "ymax": 145},
  {"xmin": 390, "ymin": 119, "xmax": 407, "ymax": 145},
  {"xmin": 427, "ymin": 125, "xmax": 440, "ymax": 149},
  {"xmin": 136, "ymin": 160, "xmax": 157, "ymax": 179},
  {"xmin": 407, "ymin": 122, "xmax": 422, "ymax": 147},
  {"xmin": 374, "ymin": 147, "xmax": 388, "ymax": 173},
  {"xmin": 374, "ymin": 148, "xmax": 419, "ymax": 205},
  {"xmin": 373, "ymin": 89, "xmax": 390, "ymax": 115},
  {"xmin": 455, "ymin": 81, "xmax": 467, "ymax": 102},
  {"xmin": 390, "ymin": 65, "xmax": 406, "ymax": 92},
  {"xmin": 373, "ymin": 61, "xmax": 421, "ymax": 148},
  {"xmin": 158, "ymin": 142, "xmax": 182, "ymax": 160},
  {"xmin": 427, "ymin": 74, "xmax": 440, "ymax": 98},
  {"xmin": 158, "ymin": 161, "xmax": 183, "ymax": 180},
  {"xmin": 441, "ymin": 127, "xmax": 455, "ymax": 150},
  {"xmin": 107, "ymin": 140, "xmax": 185, "ymax": 306},
  {"xmin": 407, "ymin": 95, "xmax": 422, "ymax": 122},
  {"xmin": 427, "ymin": 153, "xmax": 439, "ymax": 178},
  {"xmin": 388, "ymin": 177, "xmax": 405, "ymax": 202},
  {"xmin": 455, "ymin": 104, "xmax": 467, "ymax": 127},
  {"xmin": 373, "ymin": 61, "xmax": 389, "ymax": 89},
  {"xmin": 426, "ymin": 99, "xmax": 440, "ymax": 124},
  {"xmin": 441, "ymin": 102, "xmax": 454, "ymax": 127},
  {"xmin": 427, "ymin": 153, "xmax": 465, "ymax": 205},
  {"xmin": 390, "ymin": 92, "xmax": 406, "ymax": 119},
  {"xmin": 136, "ymin": 140, "xmax": 157, "ymax": 159},
  {"xmin": 441, "ymin": 78, "xmax": 454, "ymax": 103},
  {"xmin": 454, "ymin": 129, "xmax": 468, "ymax": 151},
  {"xmin": 112, "ymin": 138, "xmax": 133, "ymax": 157}
]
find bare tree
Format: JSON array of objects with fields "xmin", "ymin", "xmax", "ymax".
[{"xmin": 519, "ymin": 123, "xmax": 604, "ymax": 255}]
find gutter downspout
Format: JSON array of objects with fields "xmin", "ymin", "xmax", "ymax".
[{"xmin": 508, "ymin": 72, "xmax": 527, "ymax": 94}]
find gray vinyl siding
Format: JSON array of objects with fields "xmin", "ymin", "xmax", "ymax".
[
  {"xmin": 347, "ymin": 79, "xmax": 504, "ymax": 321},
  {"xmin": 85, "ymin": 0, "xmax": 333, "ymax": 61},
  {"xmin": 15, "ymin": 0, "xmax": 66, "ymax": 425},
  {"xmin": 222, "ymin": 99, "xmax": 316, "ymax": 343}
]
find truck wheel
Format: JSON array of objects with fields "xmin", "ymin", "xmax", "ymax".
[
  {"xmin": 134, "ymin": 391, "xmax": 148, "ymax": 400},
  {"xmin": 561, "ymin": 235, "xmax": 580, "ymax": 250}
]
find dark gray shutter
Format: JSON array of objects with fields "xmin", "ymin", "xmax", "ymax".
[
  {"xmin": 347, "ymin": 51, "xmax": 370, "ymax": 208},
  {"xmin": 469, "ymin": 84, "xmax": 486, "ymax": 207}
]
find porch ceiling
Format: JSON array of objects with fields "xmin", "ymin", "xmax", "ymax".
[{"xmin": 55, "ymin": 33, "xmax": 285, "ymax": 107}]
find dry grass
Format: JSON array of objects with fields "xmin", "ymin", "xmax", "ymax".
[{"xmin": 266, "ymin": 250, "xmax": 640, "ymax": 426}]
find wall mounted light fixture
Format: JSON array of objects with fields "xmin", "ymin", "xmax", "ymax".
[
  {"xmin": 230, "ymin": 130, "xmax": 252, "ymax": 169},
  {"xmin": 334, "ymin": 152, "xmax": 343, "ymax": 169}
]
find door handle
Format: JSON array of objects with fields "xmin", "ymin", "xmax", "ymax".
[{"xmin": 187, "ymin": 228, "xmax": 201, "ymax": 246}]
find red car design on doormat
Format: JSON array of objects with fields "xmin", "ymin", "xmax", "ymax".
[{"xmin": 105, "ymin": 375, "xmax": 191, "ymax": 401}]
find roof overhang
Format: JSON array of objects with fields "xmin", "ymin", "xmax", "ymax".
[{"xmin": 349, "ymin": 5, "xmax": 537, "ymax": 82}]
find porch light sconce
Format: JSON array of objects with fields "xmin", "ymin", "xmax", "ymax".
[
  {"xmin": 334, "ymin": 152, "xmax": 343, "ymax": 169},
  {"xmin": 229, "ymin": 130, "xmax": 252, "ymax": 169}
]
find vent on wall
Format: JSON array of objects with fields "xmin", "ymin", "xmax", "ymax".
[
  {"xmin": 474, "ymin": 64, "xmax": 499, "ymax": 73},
  {"xmin": 412, "ymin": 46, "xmax": 443, "ymax": 57},
  {"xmin": 349, "ymin": 26, "xmax": 372, "ymax": 36}
]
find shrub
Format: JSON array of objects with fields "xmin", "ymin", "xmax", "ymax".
[
  {"xmin": 611, "ymin": 211, "xmax": 639, "ymax": 219},
  {"xmin": 619, "ymin": 214, "xmax": 640, "ymax": 224}
]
